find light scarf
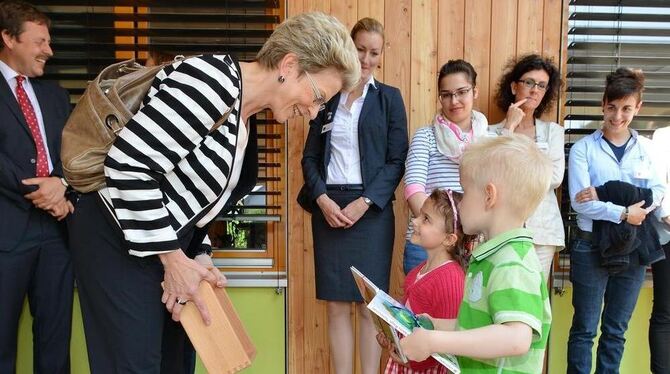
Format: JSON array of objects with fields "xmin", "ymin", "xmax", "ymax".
[{"xmin": 433, "ymin": 110, "xmax": 488, "ymax": 162}]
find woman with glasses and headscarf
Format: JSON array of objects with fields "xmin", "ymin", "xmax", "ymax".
[
  {"xmin": 491, "ymin": 54, "xmax": 565, "ymax": 282},
  {"xmin": 300, "ymin": 17, "xmax": 408, "ymax": 374}
]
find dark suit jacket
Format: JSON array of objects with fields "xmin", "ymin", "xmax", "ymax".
[
  {"xmin": 300, "ymin": 80, "xmax": 408, "ymax": 211},
  {"xmin": 0, "ymin": 76, "xmax": 71, "ymax": 251}
]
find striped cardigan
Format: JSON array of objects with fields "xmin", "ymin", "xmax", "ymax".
[{"xmin": 100, "ymin": 54, "xmax": 243, "ymax": 256}]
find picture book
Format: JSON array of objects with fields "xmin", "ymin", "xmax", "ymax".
[
  {"xmin": 350, "ymin": 266, "xmax": 408, "ymax": 364},
  {"xmin": 351, "ymin": 267, "xmax": 461, "ymax": 373}
]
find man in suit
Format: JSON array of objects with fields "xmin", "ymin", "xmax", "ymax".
[{"xmin": 0, "ymin": 1, "xmax": 73, "ymax": 372}]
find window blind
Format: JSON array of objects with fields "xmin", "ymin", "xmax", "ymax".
[
  {"xmin": 565, "ymin": 0, "xmax": 670, "ymax": 135},
  {"xmin": 34, "ymin": 1, "xmax": 286, "ymax": 257}
]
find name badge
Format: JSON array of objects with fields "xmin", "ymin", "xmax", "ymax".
[
  {"xmin": 635, "ymin": 167, "xmax": 651, "ymax": 180},
  {"xmin": 321, "ymin": 122, "xmax": 334, "ymax": 134},
  {"xmin": 635, "ymin": 155, "xmax": 653, "ymax": 179},
  {"xmin": 536, "ymin": 141, "xmax": 549, "ymax": 152}
]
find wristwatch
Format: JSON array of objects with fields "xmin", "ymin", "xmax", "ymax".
[
  {"xmin": 363, "ymin": 197, "xmax": 374, "ymax": 206},
  {"xmin": 60, "ymin": 177, "xmax": 69, "ymax": 188},
  {"xmin": 622, "ymin": 207, "xmax": 629, "ymax": 221}
]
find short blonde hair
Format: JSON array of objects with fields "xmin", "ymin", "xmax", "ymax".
[
  {"xmin": 460, "ymin": 135, "xmax": 552, "ymax": 220},
  {"xmin": 256, "ymin": 12, "xmax": 361, "ymax": 91}
]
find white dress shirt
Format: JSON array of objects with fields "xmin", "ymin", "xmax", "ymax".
[
  {"xmin": 0, "ymin": 59, "xmax": 54, "ymax": 172},
  {"xmin": 326, "ymin": 75, "xmax": 376, "ymax": 185}
]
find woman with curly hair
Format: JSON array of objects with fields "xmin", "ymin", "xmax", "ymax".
[{"xmin": 491, "ymin": 54, "xmax": 565, "ymax": 281}]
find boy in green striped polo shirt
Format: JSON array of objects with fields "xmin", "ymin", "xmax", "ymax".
[{"xmin": 400, "ymin": 135, "xmax": 553, "ymax": 373}]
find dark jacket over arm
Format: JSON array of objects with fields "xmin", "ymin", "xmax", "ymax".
[{"xmin": 593, "ymin": 180, "xmax": 664, "ymax": 272}]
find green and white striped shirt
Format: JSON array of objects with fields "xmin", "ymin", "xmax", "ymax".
[{"xmin": 456, "ymin": 228, "xmax": 551, "ymax": 373}]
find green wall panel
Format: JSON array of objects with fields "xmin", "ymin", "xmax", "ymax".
[{"xmin": 17, "ymin": 287, "xmax": 285, "ymax": 374}]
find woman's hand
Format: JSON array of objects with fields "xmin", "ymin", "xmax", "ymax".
[
  {"xmin": 503, "ymin": 99, "xmax": 528, "ymax": 132},
  {"xmin": 194, "ymin": 254, "xmax": 227, "ymax": 288},
  {"xmin": 159, "ymin": 250, "xmax": 218, "ymax": 325},
  {"xmin": 626, "ymin": 201, "xmax": 648, "ymax": 225},
  {"xmin": 575, "ymin": 186, "xmax": 599, "ymax": 203},
  {"xmin": 341, "ymin": 197, "xmax": 370, "ymax": 228},
  {"xmin": 316, "ymin": 194, "xmax": 353, "ymax": 228}
]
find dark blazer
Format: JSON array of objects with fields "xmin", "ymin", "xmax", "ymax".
[
  {"xmin": 0, "ymin": 77, "xmax": 71, "ymax": 251},
  {"xmin": 300, "ymin": 80, "xmax": 408, "ymax": 211}
]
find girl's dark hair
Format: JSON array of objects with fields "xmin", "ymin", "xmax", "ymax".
[
  {"xmin": 428, "ymin": 189, "xmax": 475, "ymax": 269},
  {"xmin": 603, "ymin": 67, "xmax": 645, "ymax": 103},
  {"xmin": 495, "ymin": 54, "xmax": 562, "ymax": 117},
  {"xmin": 438, "ymin": 59, "xmax": 478, "ymax": 88},
  {"xmin": 0, "ymin": 0, "xmax": 50, "ymax": 50}
]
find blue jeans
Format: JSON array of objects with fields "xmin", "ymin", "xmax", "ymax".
[
  {"xmin": 403, "ymin": 240, "xmax": 427, "ymax": 275},
  {"xmin": 567, "ymin": 238, "xmax": 646, "ymax": 374}
]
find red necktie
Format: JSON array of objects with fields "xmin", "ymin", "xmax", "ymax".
[{"xmin": 15, "ymin": 75, "xmax": 49, "ymax": 177}]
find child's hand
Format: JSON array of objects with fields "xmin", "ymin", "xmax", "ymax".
[
  {"xmin": 399, "ymin": 328, "xmax": 433, "ymax": 361},
  {"xmin": 388, "ymin": 346, "xmax": 410, "ymax": 366},
  {"xmin": 375, "ymin": 332, "xmax": 391, "ymax": 349}
]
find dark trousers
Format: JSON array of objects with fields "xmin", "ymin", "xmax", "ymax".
[
  {"xmin": 567, "ymin": 238, "xmax": 646, "ymax": 374},
  {"xmin": 68, "ymin": 193, "xmax": 193, "ymax": 374},
  {"xmin": 651, "ymin": 242, "xmax": 670, "ymax": 374},
  {"xmin": 0, "ymin": 209, "xmax": 73, "ymax": 374}
]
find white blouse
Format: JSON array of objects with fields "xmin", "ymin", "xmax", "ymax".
[
  {"xmin": 326, "ymin": 75, "xmax": 376, "ymax": 185},
  {"xmin": 491, "ymin": 119, "xmax": 566, "ymax": 248}
]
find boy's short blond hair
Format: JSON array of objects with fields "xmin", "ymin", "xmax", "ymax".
[
  {"xmin": 460, "ymin": 135, "xmax": 552, "ymax": 220},
  {"xmin": 256, "ymin": 12, "xmax": 361, "ymax": 91}
]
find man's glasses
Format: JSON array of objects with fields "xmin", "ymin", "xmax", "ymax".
[
  {"xmin": 385, "ymin": 303, "xmax": 435, "ymax": 330},
  {"xmin": 517, "ymin": 78, "xmax": 548, "ymax": 91},
  {"xmin": 439, "ymin": 86, "xmax": 473, "ymax": 101},
  {"xmin": 304, "ymin": 71, "xmax": 326, "ymax": 112}
]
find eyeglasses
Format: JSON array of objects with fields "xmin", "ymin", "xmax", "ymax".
[
  {"xmin": 516, "ymin": 78, "xmax": 548, "ymax": 91},
  {"xmin": 439, "ymin": 86, "xmax": 473, "ymax": 101},
  {"xmin": 304, "ymin": 71, "xmax": 326, "ymax": 112},
  {"xmin": 385, "ymin": 303, "xmax": 435, "ymax": 330}
]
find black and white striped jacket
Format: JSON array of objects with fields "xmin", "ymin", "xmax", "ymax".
[{"xmin": 100, "ymin": 54, "xmax": 243, "ymax": 256}]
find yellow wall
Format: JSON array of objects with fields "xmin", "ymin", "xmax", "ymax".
[
  {"xmin": 17, "ymin": 288, "xmax": 286, "ymax": 374},
  {"xmin": 549, "ymin": 287, "xmax": 653, "ymax": 373}
]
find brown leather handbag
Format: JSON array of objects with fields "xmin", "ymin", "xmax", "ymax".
[{"xmin": 60, "ymin": 59, "xmax": 166, "ymax": 193}]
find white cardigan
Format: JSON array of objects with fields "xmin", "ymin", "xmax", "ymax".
[{"xmin": 491, "ymin": 119, "xmax": 566, "ymax": 248}]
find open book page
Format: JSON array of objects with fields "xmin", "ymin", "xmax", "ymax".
[
  {"xmin": 363, "ymin": 279, "xmax": 461, "ymax": 373},
  {"xmin": 350, "ymin": 266, "xmax": 407, "ymax": 363},
  {"xmin": 389, "ymin": 328, "xmax": 409, "ymax": 363}
]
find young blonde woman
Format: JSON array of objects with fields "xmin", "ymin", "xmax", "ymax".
[{"xmin": 301, "ymin": 18, "xmax": 408, "ymax": 374}]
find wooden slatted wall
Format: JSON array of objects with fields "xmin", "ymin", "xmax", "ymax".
[{"xmin": 286, "ymin": 1, "xmax": 567, "ymax": 373}]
